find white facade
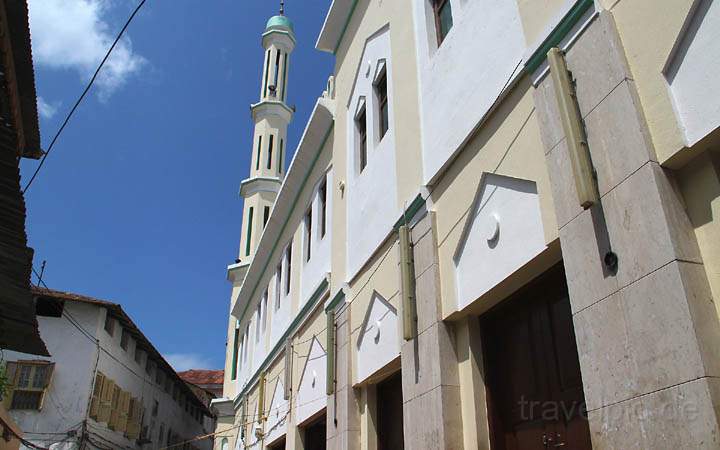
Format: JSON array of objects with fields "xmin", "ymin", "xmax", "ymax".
[{"xmin": 3, "ymin": 290, "xmax": 213, "ymax": 450}]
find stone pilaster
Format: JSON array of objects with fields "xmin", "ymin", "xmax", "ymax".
[
  {"xmin": 326, "ymin": 303, "xmax": 361, "ymax": 450},
  {"xmin": 534, "ymin": 10, "xmax": 720, "ymax": 448},
  {"xmin": 400, "ymin": 212, "xmax": 464, "ymax": 449}
]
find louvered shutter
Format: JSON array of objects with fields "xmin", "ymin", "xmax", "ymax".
[
  {"xmin": 98, "ymin": 378, "xmax": 114, "ymax": 423},
  {"xmin": 89, "ymin": 372, "xmax": 105, "ymax": 420},
  {"xmin": 108, "ymin": 385, "xmax": 122, "ymax": 429},
  {"xmin": 2, "ymin": 362, "xmax": 18, "ymax": 410},
  {"xmin": 118, "ymin": 392, "xmax": 131, "ymax": 433},
  {"xmin": 127, "ymin": 401, "xmax": 142, "ymax": 440}
]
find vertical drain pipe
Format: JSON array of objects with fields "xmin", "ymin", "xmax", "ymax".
[
  {"xmin": 399, "ymin": 224, "xmax": 417, "ymax": 340},
  {"xmin": 326, "ymin": 309, "xmax": 336, "ymax": 395},
  {"xmin": 547, "ymin": 47, "xmax": 599, "ymax": 209},
  {"xmin": 284, "ymin": 339, "xmax": 292, "ymax": 400}
]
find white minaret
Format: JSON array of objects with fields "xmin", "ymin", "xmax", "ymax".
[{"xmin": 237, "ymin": 5, "xmax": 295, "ymax": 263}]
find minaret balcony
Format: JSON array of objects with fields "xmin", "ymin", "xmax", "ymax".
[
  {"xmin": 239, "ymin": 176, "xmax": 282, "ymax": 198},
  {"xmin": 251, "ymin": 100, "xmax": 294, "ymax": 124}
]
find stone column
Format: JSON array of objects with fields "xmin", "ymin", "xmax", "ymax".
[
  {"xmin": 534, "ymin": 10, "xmax": 720, "ymax": 448},
  {"xmin": 400, "ymin": 211, "xmax": 464, "ymax": 449},
  {"xmin": 326, "ymin": 303, "xmax": 361, "ymax": 450}
]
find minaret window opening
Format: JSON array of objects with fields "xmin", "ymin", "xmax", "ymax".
[
  {"xmin": 245, "ymin": 207, "xmax": 254, "ymax": 257},
  {"xmin": 273, "ymin": 50, "xmax": 282, "ymax": 97},
  {"xmin": 275, "ymin": 263, "xmax": 282, "ymax": 310},
  {"xmin": 282, "ymin": 53, "xmax": 289, "ymax": 101},
  {"xmin": 279, "ymin": 139, "xmax": 284, "ymax": 174},
  {"xmin": 319, "ymin": 177, "xmax": 327, "ymax": 238},
  {"xmin": 267, "ymin": 135, "xmax": 274, "ymax": 170},
  {"xmin": 356, "ymin": 106, "xmax": 368, "ymax": 173},
  {"xmin": 285, "ymin": 242, "xmax": 292, "ymax": 294},
  {"xmin": 256, "ymin": 136, "xmax": 263, "ymax": 171},
  {"xmin": 304, "ymin": 206, "xmax": 312, "ymax": 262},
  {"xmin": 263, "ymin": 206, "xmax": 270, "ymax": 228},
  {"xmin": 263, "ymin": 49, "xmax": 271, "ymax": 98},
  {"xmin": 231, "ymin": 320, "xmax": 240, "ymax": 380},
  {"xmin": 375, "ymin": 69, "xmax": 389, "ymax": 140},
  {"xmin": 432, "ymin": 0, "xmax": 453, "ymax": 45}
]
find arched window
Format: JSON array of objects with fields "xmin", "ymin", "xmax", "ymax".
[{"xmin": 220, "ymin": 437, "xmax": 229, "ymax": 450}]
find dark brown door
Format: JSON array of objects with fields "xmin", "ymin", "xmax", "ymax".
[
  {"xmin": 482, "ymin": 266, "xmax": 592, "ymax": 450},
  {"xmin": 302, "ymin": 413, "xmax": 326, "ymax": 450},
  {"xmin": 377, "ymin": 372, "xmax": 404, "ymax": 450}
]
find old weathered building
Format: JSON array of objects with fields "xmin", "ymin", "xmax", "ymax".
[
  {"xmin": 215, "ymin": 0, "xmax": 720, "ymax": 449},
  {"xmin": 3, "ymin": 288, "xmax": 214, "ymax": 450}
]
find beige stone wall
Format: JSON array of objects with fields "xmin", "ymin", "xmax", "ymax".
[
  {"xmin": 430, "ymin": 78, "xmax": 560, "ymax": 320},
  {"xmin": 677, "ymin": 150, "xmax": 720, "ymax": 319},
  {"xmin": 598, "ymin": 0, "xmax": 694, "ymax": 166}
]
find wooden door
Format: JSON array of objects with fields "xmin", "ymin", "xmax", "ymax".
[{"xmin": 482, "ymin": 266, "xmax": 592, "ymax": 450}]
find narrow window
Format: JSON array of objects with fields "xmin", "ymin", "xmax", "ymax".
[
  {"xmin": 304, "ymin": 206, "xmax": 312, "ymax": 262},
  {"xmin": 356, "ymin": 107, "xmax": 367, "ymax": 173},
  {"xmin": 256, "ymin": 303, "xmax": 262, "ymax": 343},
  {"xmin": 282, "ymin": 53, "xmax": 289, "ymax": 101},
  {"xmin": 273, "ymin": 50, "xmax": 281, "ymax": 94},
  {"xmin": 263, "ymin": 49, "xmax": 271, "ymax": 98},
  {"xmin": 319, "ymin": 177, "xmax": 327, "ymax": 238},
  {"xmin": 256, "ymin": 136, "xmax": 263, "ymax": 171},
  {"xmin": 231, "ymin": 320, "xmax": 240, "ymax": 380},
  {"xmin": 275, "ymin": 263, "xmax": 282, "ymax": 310},
  {"xmin": 267, "ymin": 135, "xmax": 274, "ymax": 170},
  {"xmin": 262, "ymin": 289, "xmax": 269, "ymax": 333},
  {"xmin": 120, "ymin": 329, "xmax": 129, "ymax": 351},
  {"xmin": 375, "ymin": 70, "xmax": 389, "ymax": 139},
  {"xmin": 263, "ymin": 206, "xmax": 270, "ymax": 228},
  {"xmin": 245, "ymin": 207, "xmax": 254, "ymax": 257},
  {"xmin": 134, "ymin": 347, "xmax": 143, "ymax": 365},
  {"xmin": 285, "ymin": 242, "xmax": 292, "ymax": 295},
  {"xmin": 279, "ymin": 139, "xmax": 284, "ymax": 174},
  {"xmin": 104, "ymin": 313, "xmax": 114, "ymax": 336},
  {"xmin": 432, "ymin": 0, "xmax": 453, "ymax": 45}
]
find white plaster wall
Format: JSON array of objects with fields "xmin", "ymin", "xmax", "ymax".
[
  {"xmin": 411, "ymin": 0, "xmax": 526, "ymax": 183},
  {"xmin": 264, "ymin": 380, "xmax": 288, "ymax": 445},
  {"xmin": 251, "ymin": 310, "xmax": 266, "ymax": 380},
  {"xmin": 667, "ymin": 0, "xmax": 720, "ymax": 146},
  {"xmin": 346, "ymin": 28, "xmax": 400, "ymax": 281},
  {"xmin": 300, "ymin": 170, "xmax": 333, "ymax": 304},
  {"xmin": 355, "ymin": 292, "xmax": 399, "ymax": 383},
  {"xmin": 295, "ymin": 337, "xmax": 326, "ymax": 425},
  {"xmin": 5, "ymin": 302, "xmax": 98, "ymax": 446},
  {"xmin": 454, "ymin": 174, "xmax": 546, "ymax": 311}
]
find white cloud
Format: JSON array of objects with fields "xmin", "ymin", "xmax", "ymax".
[
  {"xmin": 164, "ymin": 353, "xmax": 215, "ymax": 372},
  {"xmin": 28, "ymin": 0, "xmax": 146, "ymax": 100},
  {"xmin": 37, "ymin": 96, "xmax": 60, "ymax": 119}
]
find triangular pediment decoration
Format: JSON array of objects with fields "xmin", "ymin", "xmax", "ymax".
[
  {"xmin": 296, "ymin": 336, "xmax": 327, "ymax": 425},
  {"xmin": 453, "ymin": 173, "xmax": 545, "ymax": 310},
  {"xmin": 356, "ymin": 291, "xmax": 399, "ymax": 383}
]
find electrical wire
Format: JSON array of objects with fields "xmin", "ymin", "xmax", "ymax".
[{"xmin": 22, "ymin": 0, "xmax": 148, "ymax": 194}]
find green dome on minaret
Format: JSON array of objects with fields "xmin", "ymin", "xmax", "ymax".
[{"xmin": 265, "ymin": 15, "xmax": 293, "ymax": 33}]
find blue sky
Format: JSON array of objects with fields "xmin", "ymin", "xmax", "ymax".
[{"xmin": 24, "ymin": 0, "xmax": 334, "ymax": 371}]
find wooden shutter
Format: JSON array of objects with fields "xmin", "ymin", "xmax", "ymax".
[
  {"xmin": 108, "ymin": 385, "xmax": 122, "ymax": 430},
  {"xmin": 127, "ymin": 401, "xmax": 142, "ymax": 440},
  {"xmin": 89, "ymin": 372, "xmax": 105, "ymax": 420},
  {"xmin": 2, "ymin": 362, "xmax": 18, "ymax": 410},
  {"xmin": 98, "ymin": 378, "xmax": 114, "ymax": 423},
  {"xmin": 118, "ymin": 391, "xmax": 131, "ymax": 433}
]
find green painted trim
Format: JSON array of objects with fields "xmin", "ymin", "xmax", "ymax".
[
  {"xmin": 393, "ymin": 194, "xmax": 426, "ymax": 231},
  {"xmin": 230, "ymin": 325, "xmax": 239, "ymax": 380},
  {"xmin": 234, "ymin": 277, "xmax": 329, "ymax": 406},
  {"xmin": 524, "ymin": 0, "xmax": 594, "ymax": 73},
  {"xmin": 236, "ymin": 124, "xmax": 334, "ymax": 328},
  {"xmin": 332, "ymin": 0, "xmax": 359, "ymax": 55},
  {"xmin": 324, "ymin": 289, "xmax": 345, "ymax": 312}
]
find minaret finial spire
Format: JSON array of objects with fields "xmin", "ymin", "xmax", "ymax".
[{"xmin": 280, "ymin": 0, "xmax": 284, "ymax": 15}]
